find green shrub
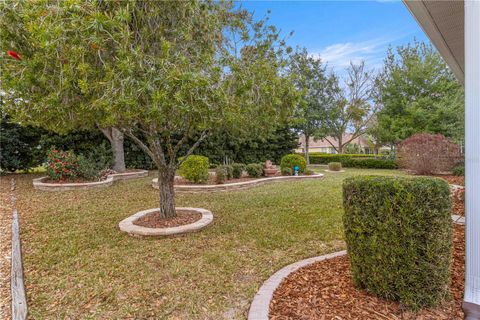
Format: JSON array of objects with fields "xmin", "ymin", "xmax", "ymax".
[
  {"xmin": 308, "ymin": 153, "xmax": 375, "ymax": 165},
  {"xmin": 232, "ymin": 163, "xmax": 246, "ymax": 179},
  {"xmin": 223, "ymin": 165, "xmax": 233, "ymax": 179},
  {"xmin": 46, "ymin": 148, "xmax": 80, "ymax": 181},
  {"xmin": 280, "ymin": 154, "xmax": 306, "ymax": 174},
  {"xmin": 246, "ymin": 163, "xmax": 263, "ymax": 178},
  {"xmin": 304, "ymin": 169, "xmax": 315, "ymax": 175},
  {"xmin": 178, "ymin": 155, "xmax": 209, "ymax": 184},
  {"xmin": 77, "ymin": 155, "xmax": 101, "ymax": 181},
  {"xmin": 452, "ymin": 164, "xmax": 464, "ymax": 176},
  {"xmin": 75, "ymin": 142, "xmax": 113, "ymax": 180},
  {"xmin": 349, "ymin": 158, "xmax": 398, "ymax": 169},
  {"xmin": 343, "ymin": 176, "xmax": 452, "ymax": 310},
  {"xmin": 281, "ymin": 167, "xmax": 292, "ymax": 176},
  {"xmin": 309, "ymin": 154, "xmax": 397, "ymax": 169},
  {"xmin": 328, "ymin": 162, "xmax": 342, "ymax": 171},
  {"xmin": 215, "ymin": 166, "xmax": 227, "ymax": 184}
]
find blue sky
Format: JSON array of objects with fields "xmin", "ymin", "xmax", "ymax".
[{"xmin": 237, "ymin": 1, "xmax": 429, "ymax": 74}]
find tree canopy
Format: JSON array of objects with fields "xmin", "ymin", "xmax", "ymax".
[
  {"xmin": 374, "ymin": 41, "xmax": 464, "ymax": 145},
  {"xmin": 288, "ymin": 48, "xmax": 337, "ymax": 162},
  {"xmin": 1, "ymin": 1, "xmax": 297, "ymax": 218}
]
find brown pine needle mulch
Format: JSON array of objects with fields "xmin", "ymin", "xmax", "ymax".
[
  {"xmin": 269, "ymin": 225, "xmax": 465, "ymax": 320},
  {"xmin": 133, "ymin": 210, "xmax": 202, "ymax": 228},
  {"xmin": 439, "ymin": 175, "xmax": 464, "ymax": 186},
  {"xmin": 452, "ymin": 188, "xmax": 465, "ymax": 217}
]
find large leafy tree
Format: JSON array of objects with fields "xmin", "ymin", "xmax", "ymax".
[
  {"xmin": 1, "ymin": 1, "xmax": 296, "ymax": 218},
  {"xmin": 288, "ymin": 48, "xmax": 337, "ymax": 163},
  {"xmin": 323, "ymin": 62, "xmax": 377, "ymax": 153},
  {"xmin": 375, "ymin": 41, "xmax": 464, "ymax": 145},
  {"xmin": 0, "ymin": 1, "xmax": 130, "ymax": 171}
]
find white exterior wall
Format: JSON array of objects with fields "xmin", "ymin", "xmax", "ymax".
[{"xmin": 464, "ymin": 0, "xmax": 480, "ymax": 311}]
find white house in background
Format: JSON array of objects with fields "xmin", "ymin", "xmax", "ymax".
[{"xmin": 296, "ymin": 134, "xmax": 387, "ymax": 154}]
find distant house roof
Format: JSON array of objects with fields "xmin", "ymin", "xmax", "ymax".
[{"xmin": 298, "ymin": 134, "xmax": 371, "ymax": 149}]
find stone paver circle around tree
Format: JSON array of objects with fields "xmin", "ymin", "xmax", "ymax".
[{"xmin": 118, "ymin": 207, "xmax": 213, "ymax": 237}]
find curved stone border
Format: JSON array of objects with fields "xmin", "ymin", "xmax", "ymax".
[
  {"xmin": 118, "ymin": 207, "xmax": 213, "ymax": 236},
  {"xmin": 152, "ymin": 174, "xmax": 324, "ymax": 193},
  {"xmin": 33, "ymin": 170, "xmax": 148, "ymax": 191},
  {"xmin": 248, "ymin": 250, "xmax": 347, "ymax": 320},
  {"xmin": 324, "ymin": 169, "xmax": 346, "ymax": 173}
]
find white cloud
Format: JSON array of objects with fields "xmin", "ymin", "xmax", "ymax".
[{"xmin": 313, "ymin": 38, "xmax": 391, "ymax": 74}]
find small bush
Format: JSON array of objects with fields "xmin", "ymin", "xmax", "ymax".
[
  {"xmin": 343, "ymin": 176, "xmax": 452, "ymax": 310},
  {"xmin": 223, "ymin": 165, "xmax": 234, "ymax": 179},
  {"xmin": 246, "ymin": 163, "xmax": 263, "ymax": 178},
  {"xmin": 77, "ymin": 155, "xmax": 101, "ymax": 181},
  {"xmin": 397, "ymin": 133, "xmax": 461, "ymax": 175},
  {"xmin": 452, "ymin": 164, "xmax": 464, "ymax": 176},
  {"xmin": 46, "ymin": 148, "xmax": 80, "ymax": 181},
  {"xmin": 76, "ymin": 142, "xmax": 113, "ymax": 180},
  {"xmin": 232, "ymin": 163, "xmax": 246, "ymax": 179},
  {"xmin": 281, "ymin": 167, "xmax": 292, "ymax": 176},
  {"xmin": 304, "ymin": 169, "xmax": 315, "ymax": 175},
  {"xmin": 280, "ymin": 154, "xmax": 307, "ymax": 174},
  {"xmin": 215, "ymin": 166, "xmax": 228, "ymax": 184},
  {"xmin": 328, "ymin": 162, "xmax": 342, "ymax": 171},
  {"xmin": 179, "ymin": 155, "xmax": 209, "ymax": 184}
]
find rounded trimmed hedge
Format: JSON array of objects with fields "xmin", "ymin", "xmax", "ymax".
[
  {"xmin": 328, "ymin": 162, "xmax": 342, "ymax": 171},
  {"xmin": 178, "ymin": 155, "xmax": 209, "ymax": 183},
  {"xmin": 308, "ymin": 154, "xmax": 397, "ymax": 169},
  {"xmin": 280, "ymin": 154, "xmax": 306, "ymax": 174},
  {"xmin": 343, "ymin": 176, "xmax": 452, "ymax": 310}
]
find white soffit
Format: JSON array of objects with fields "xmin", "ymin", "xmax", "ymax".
[{"xmin": 403, "ymin": 0, "xmax": 464, "ymax": 84}]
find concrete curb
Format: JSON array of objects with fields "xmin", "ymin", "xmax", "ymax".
[
  {"xmin": 247, "ymin": 250, "xmax": 347, "ymax": 320},
  {"xmin": 152, "ymin": 174, "xmax": 324, "ymax": 193},
  {"xmin": 33, "ymin": 170, "xmax": 148, "ymax": 191},
  {"xmin": 118, "ymin": 207, "xmax": 213, "ymax": 237}
]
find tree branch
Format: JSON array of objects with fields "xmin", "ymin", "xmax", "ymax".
[
  {"xmin": 123, "ymin": 129, "xmax": 159, "ymax": 167},
  {"xmin": 176, "ymin": 130, "xmax": 209, "ymax": 168}
]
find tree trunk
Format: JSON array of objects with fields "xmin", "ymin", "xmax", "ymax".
[
  {"xmin": 157, "ymin": 167, "xmax": 176, "ymax": 219},
  {"xmin": 305, "ymin": 134, "xmax": 310, "ymax": 165},
  {"xmin": 100, "ymin": 127, "xmax": 126, "ymax": 172},
  {"xmin": 338, "ymin": 136, "xmax": 343, "ymax": 154}
]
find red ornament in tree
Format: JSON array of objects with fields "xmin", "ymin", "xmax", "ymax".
[{"xmin": 7, "ymin": 50, "xmax": 22, "ymax": 60}]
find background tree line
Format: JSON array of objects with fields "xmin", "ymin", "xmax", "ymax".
[{"xmin": 1, "ymin": 3, "xmax": 463, "ymax": 173}]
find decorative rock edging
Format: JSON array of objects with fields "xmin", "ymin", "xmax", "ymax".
[
  {"xmin": 118, "ymin": 207, "xmax": 213, "ymax": 237},
  {"xmin": 33, "ymin": 170, "xmax": 149, "ymax": 191},
  {"xmin": 324, "ymin": 169, "xmax": 346, "ymax": 173},
  {"xmin": 248, "ymin": 250, "xmax": 348, "ymax": 320},
  {"xmin": 152, "ymin": 174, "xmax": 324, "ymax": 193}
]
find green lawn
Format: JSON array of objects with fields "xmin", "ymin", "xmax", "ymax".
[{"xmin": 5, "ymin": 168, "xmax": 405, "ymax": 319}]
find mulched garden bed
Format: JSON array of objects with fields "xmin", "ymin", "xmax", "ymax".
[
  {"xmin": 269, "ymin": 224, "xmax": 465, "ymax": 320},
  {"xmin": 133, "ymin": 210, "xmax": 202, "ymax": 228}
]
